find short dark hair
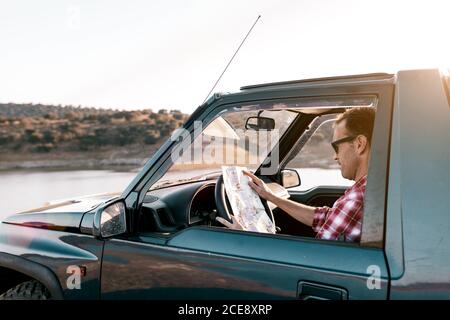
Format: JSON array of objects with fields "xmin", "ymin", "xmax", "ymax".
[{"xmin": 335, "ymin": 107, "xmax": 376, "ymax": 144}]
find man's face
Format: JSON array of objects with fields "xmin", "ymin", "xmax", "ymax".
[{"xmin": 332, "ymin": 120, "xmax": 359, "ymax": 180}]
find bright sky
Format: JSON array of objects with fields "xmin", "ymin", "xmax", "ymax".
[{"xmin": 1, "ymin": 0, "xmax": 449, "ymax": 113}]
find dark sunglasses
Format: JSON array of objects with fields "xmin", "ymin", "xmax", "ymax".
[{"xmin": 331, "ymin": 135, "xmax": 357, "ymax": 153}]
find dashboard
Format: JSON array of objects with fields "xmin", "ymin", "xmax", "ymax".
[
  {"xmin": 137, "ymin": 177, "xmax": 289, "ymax": 234},
  {"xmin": 138, "ymin": 180, "xmax": 219, "ymax": 233},
  {"xmin": 188, "ymin": 184, "xmax": 217, "ymax": 226}
]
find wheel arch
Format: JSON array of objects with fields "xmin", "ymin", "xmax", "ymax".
[{"xmin": 0, "ymin": 252, "xmax": 64, "ymax": 300}]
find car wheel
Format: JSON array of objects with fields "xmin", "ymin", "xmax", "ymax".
[{"xmin": 0, "ymin": 280, "xmax": 51, "ymax": 300}]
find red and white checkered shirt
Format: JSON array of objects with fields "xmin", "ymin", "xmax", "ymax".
[{"xmin": 312, "ymin": 175, "xmax": 367, "ymax": 242}]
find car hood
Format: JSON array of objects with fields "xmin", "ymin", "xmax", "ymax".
[{"xmin": 2, "ymin": 192, "xmax": 121, "ymax": 232}]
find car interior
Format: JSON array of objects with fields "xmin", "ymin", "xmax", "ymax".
[
  {"xmin": 137, "ymin": 178, "xmax": 346, "ymax": 239},
  {"xmin": 133, "ymin": 99, "xmax": 376, "ymax": 241}
]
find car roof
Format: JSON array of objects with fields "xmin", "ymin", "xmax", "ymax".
[
  {"xmin": 239, "ymin": 72, "xmax": 395, "ymax": 91},
  {"xmin": 203, "ymin": 72, "xmax": 395, "ymax": 111}
]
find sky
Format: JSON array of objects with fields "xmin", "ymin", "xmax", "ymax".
[{"xmin": 1, "ymin": 0, "xmax": 449, "ymax": 113}]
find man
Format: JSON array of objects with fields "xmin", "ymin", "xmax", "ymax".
[{"xmin": 217, "ymin": 107, "xmax": 376, "ymax": 242}]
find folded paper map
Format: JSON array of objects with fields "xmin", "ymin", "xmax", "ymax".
[{"xmin": 221, "ymin": 166, "xmax": 276, "ymax": 234}]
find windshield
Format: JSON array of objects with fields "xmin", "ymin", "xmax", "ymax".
[{"xmin": 151, "ymin": 107, "xmax": 298, "ymax": 189}]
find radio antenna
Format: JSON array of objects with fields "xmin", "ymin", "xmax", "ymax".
[{"xmin": 202, "ymin": 15, "xmax": 261, "ymax": 104}]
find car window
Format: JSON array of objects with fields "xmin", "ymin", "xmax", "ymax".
[{"xmin": 151, "ymin": 96, "xmax": 377, "ymax": 190}]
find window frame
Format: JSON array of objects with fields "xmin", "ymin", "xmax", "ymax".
[{"xmin": 122, "ymin": 81, "xmax": 394, "ymax": 248}]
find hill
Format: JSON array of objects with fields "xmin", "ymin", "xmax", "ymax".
[
  {"xmin": 0, "ymin": 103, "xmax": 189, "ymax": 170},
  {"xmin": 0, "ymin": 103, "xmax": 114, "ymax": 119}
]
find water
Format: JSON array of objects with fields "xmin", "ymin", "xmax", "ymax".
[
  {"xmin": 0, "ymin": 168, "xmax": 352, "ymax": 222},
  {"xmin": 0, "ymin": 169, "xmax": 137, "ymax": 221}
]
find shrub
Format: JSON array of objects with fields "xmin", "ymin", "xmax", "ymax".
[
  {"xmin": 28, "ymin": 131, "xmax": 44, "ymax": 144},
  {"xmin": 144, "ymin": 130, "xmax": 161, "ymax": 144},
  {"xmin": 34, "ymin": 143, "xmax": 55, "ymax": 153}
]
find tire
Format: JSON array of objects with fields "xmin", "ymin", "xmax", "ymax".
[{"xmin": 0, "ymin": 280, "xmax": 51, "ymax": 300}]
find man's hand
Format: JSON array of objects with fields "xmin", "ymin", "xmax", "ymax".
[
  {"xmin": 245, "ymin": 169, "xmax": 316, "ymax": 227},
  {"xmin": 216, "ymin": 216, "xmax": 245, "ymax": 230},
  {"xmin": 243, "ymin": 170, "xmax": 275, "ymax": 201}
]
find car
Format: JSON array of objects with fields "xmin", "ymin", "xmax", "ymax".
[{"xmin": 0, "ymin": 68, "xmax": 449, "ymax": 300}]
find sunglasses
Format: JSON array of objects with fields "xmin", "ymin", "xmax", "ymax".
[{"xmin": 331, "ymin": 135, "xmax": 357, "ymax": 153}]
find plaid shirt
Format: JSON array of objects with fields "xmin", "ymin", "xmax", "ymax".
[{"xmin": 312, "ymin": 175, "xmax": 367, "ymax": 242}]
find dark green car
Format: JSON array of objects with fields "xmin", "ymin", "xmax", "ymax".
[{"xmin": 1, "ymin": 69, "xmax": 449, "ymax": 300}]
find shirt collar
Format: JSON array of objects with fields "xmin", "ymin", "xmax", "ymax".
[
  {"xmin": 344, "ymin": 175, "xmax": 367, "ymax": 194},
  {"xmin": 353, "ymin": 175, "xmax": 368, "ymax": 189}
]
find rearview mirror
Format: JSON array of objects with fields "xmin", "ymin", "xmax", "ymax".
[
  {"xmin": 280, "ymin": 169, "xmax": 301, "ymax": 188},
  {"xmin": 245, "ymin": 116, "xmax": 275, "ymax": 131},
  {"xmin": 93, "ymin": 200, "xmax": 127, "ymax": 238}
]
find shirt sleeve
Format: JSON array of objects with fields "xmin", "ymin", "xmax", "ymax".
[
  {"xmin": 314, "ymin": 199, "xmax": 363, "ymax": 241},
  {"xmin": 312, "ymin": 206, "xmax": 331, "ymax": 232}
]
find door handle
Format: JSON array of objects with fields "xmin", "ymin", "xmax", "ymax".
[{"xmin": 298, "ymin": 281, "xmax": 348, "ymax": 300}]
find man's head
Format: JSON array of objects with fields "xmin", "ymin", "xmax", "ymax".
[{"xmin": 332, "ymin": 107, "xmax": 376, "ymax": 181}]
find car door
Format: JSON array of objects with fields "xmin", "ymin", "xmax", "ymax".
[
  {"xmin": 100, "ymin": 227, "xmax": 388, "ymax": 299},
  {"xmin": 100, "ymin": 75, "xmax": 394, "ymax": 299},
  {"xmin": 100, "ymin": 104, "xmax": 389, "ymax": 300}
]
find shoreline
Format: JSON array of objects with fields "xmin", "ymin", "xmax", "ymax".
[
  {"xmin": 0, "ymin": 157, "xmax": 148, "ymax": 171},
  {"xmin": 0, "ymin": 143, "xmax": 161, "ymax": 171}
]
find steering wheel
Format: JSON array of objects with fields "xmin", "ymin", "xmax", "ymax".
[{"xmin": 214, "ymin": 174, "xmax": 276, "ymax": 229}]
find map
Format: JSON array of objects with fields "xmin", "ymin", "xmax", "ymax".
[{"xmin": 222, "ymin": 166, "xmax": 276, "ymax": 234}]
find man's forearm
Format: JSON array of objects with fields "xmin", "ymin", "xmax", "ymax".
[{"xmin": 267, "ymin": 194, "xmax": 316, "ymax": 227}]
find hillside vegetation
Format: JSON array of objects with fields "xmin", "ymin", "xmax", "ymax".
[{"xmin": 0, "ymin": 103, "xmax": 189, "ymax": 169}]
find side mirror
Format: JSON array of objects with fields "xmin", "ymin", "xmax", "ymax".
[
  {"xmin": 280, "ymin": 169, "xmax": 301, "ymax": 188},
  {"xmin": 93, "ymin": 200, "xmax": 127, "ymax": 238},
  {"xmin": 245, "ymin": 116, "xmax": 275, "ymax": 131}
]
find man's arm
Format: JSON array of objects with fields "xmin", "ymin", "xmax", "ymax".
[{"xmin": 244, "ymin": 171, "xmax": 316, "ymax": 227}]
